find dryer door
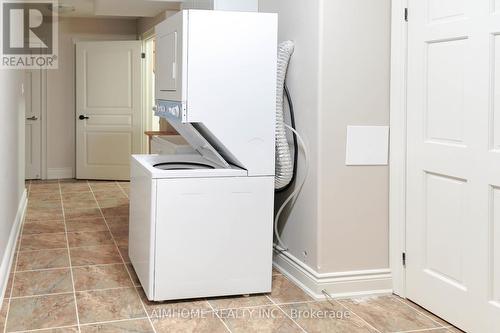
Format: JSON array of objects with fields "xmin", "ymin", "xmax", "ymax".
[{"xmin": 155, "ymin": 11, "xmax": 187, "ymax": 102}]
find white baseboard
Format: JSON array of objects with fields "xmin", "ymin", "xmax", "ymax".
[
  {"xmin": 47, "ymin": 167, "xmax": 73, "ymax": 180},
  {"xmin": 0, "ymin": 190, "xmax": 27, "ymax": 306},
  {"xmin": 273, "ymin": 250, "xmax": 393, "ymax": 300}
]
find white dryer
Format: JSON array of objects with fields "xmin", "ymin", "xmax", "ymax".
[{"xmin": 129, "ymin": 9, "xmax": 277, "ymax": 301}]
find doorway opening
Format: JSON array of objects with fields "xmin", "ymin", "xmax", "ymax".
[
  {"xmin": 141, "ymin": 30, "xmax": 178, "ymax": 154},
  {"xmin": 142, "ymin": 32, "xmax": 160, "ymax": 153}
]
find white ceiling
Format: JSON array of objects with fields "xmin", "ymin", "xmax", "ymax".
[{"xmin": 57, "ymin": 0, "xmax": 181, "ymax": 18}]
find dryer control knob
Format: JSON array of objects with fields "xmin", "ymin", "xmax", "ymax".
[{"xmin": 169, "ymin": 106, "xmax": 180, "ymax": 118}]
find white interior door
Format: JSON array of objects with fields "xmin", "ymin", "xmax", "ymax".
[
  {"xmin": 25, "ymin": 69, "xmax": 43, "ymax": 180},
  {"xmin": 406, "ymin": 0, "xmax": 500, "ymax": 332},
  {"xmin": 76, "ymin": 41, "xmax": 142, "ymax": 180}
]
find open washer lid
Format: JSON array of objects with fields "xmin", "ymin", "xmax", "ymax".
[
  {"xmin": 155, "ymin": 100, "xmax": 231, "ymax": 169},
  {"xmin": 132, "ymin": 154, "xmax": 247, "ymax": 179},
  {"xmin": 153, "ymin": 161, "xmax": 215, "ymax": 170}
]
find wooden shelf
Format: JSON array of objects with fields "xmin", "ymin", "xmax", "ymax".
[{"xmin": 144, "ymin": 131, "xmax": 178, "ymax": 153}]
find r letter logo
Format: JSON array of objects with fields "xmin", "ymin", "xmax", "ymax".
[{"xmin": 1, "ymin": 1, "xmax": 58, "ymax": 69}]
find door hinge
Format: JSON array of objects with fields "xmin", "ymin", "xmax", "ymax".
[
  {"xmin": 404, "ymin": 8, "xmax": 408, "ymax": 22},
  {"xmin": 402, "ymin": 252, "xmax": 407, "ymax": 267},
  {"xmin": 141, "ymin": 52, "xmax": 146, "ymax": 59}
]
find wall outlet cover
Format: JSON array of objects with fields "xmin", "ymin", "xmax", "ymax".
[{"xmin": 345, "ymin": 126, "xmax": 389, "ymax": 166}]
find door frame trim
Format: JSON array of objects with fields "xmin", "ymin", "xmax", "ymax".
[{"xmin": 389, "ymin": 0, "xmax": 408, "ymax": 297}]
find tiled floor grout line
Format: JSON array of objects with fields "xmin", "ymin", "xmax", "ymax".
[
  {"xmin": 332, "ymin": 298, "xmax": 383, "ymax": 333},
  {"xmin": 79, "ymin": 316, "xmax": 150, "ymax": 328},
  {"xmin": 9, "ymin": 287, "xmax": 137, "ymax": 300},
  {"xmin": 116, "ymin": 181, "xmax": 129, "ymax": 199},
  {"xmin": 265, "ymin": 295, "xmax": 309, "ymax": 333},
  {"xmin": 392, "ymin": 326, "xmax": 455, "ymax": 333},
  {"xmin": 8, "ymin": 324, "xmax": 77, "ymax": 333},
  {"xmin": 125, "ymin": 267, "xmax": 141, "ymax": 288},
  {"xmin": 15, "ymin": 262, "xmax": 126, "ymax": 274},
  {"xmin": 58, "ymin": 180, "xmax": 82, "ymax": 333},
  {"xmin": 206, "ymin": 299, "xmax": 234, "ymax": 333},
  {"xmin": 10, "ymin": 291, "xmax": 74, "ymax": 300},
  {"xmin": 266, "ymin": 299, "xmax": 317, "ymax": 307},
  {"xmin": 3, "ymin": 181, "xmax": 31, "ymax": 333},
  {"xmin": 16, "ymin": 242, "xmax": 127, "ymax": 254},
  {"xmin": 20, "ymin": 230, "xmax": 123, "ymax": 235},
  {"xmin": 87, "ymin": 181, "xmax": 158, "ymax": 333},
  {"xmin": 135, "ymin": 294, "xmax": 159, "ymax": 333},
  {"xmin": 70, "ymin": 259, "xmax": 124, "ymax": 267},
  {"xmin": 392, "ymin": 296, "xmax": 450, "ymax": 329},
  {"xmin": 120, "ymin": 251, "xmax": 158, "ymax": 332},
  {"xmin": 16, "ymin": 246, "xmax": 107, "ymax": 254}
]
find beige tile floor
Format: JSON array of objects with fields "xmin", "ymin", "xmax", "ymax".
[{"xmin": 0, "ymin": 180, "xmax": 464, "ymax": 333}]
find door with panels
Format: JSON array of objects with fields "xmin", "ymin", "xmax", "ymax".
[
  {"xmin": 75, "ymin": 41, "xmax": 142, "ymax": 180},
  {"xmin": 25, "ymin": 69, "xmax": 44, "ymax": 180},
  {"xmin": 406, "ymin": 0, "xmax": 500, "ymax": 332}
]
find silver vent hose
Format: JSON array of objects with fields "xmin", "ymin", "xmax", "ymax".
[
  {"xmin": 273, "ymin": 41, "xmax": 310, "ymax": 252},
  {"xmin": 275, "ymin": 41, "xmax": 295, "ymax": 190}
]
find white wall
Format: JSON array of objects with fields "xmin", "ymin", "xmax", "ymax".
[
  {"xmin": 0, "ymin": 69, "xmax": 25, "ymax": 252},
  {"xmin": 318, "ymin": 0, "xmax": 391, "ymax": 273},
  {"xmin": 259, "ymin": 0, "xmax": 391, "ymax": 294},
  {"xmin": 0, "ymin": 68, "xmax": 26, "ymax": 298},
  {"xmin": 46, "ymin": 18, "xmax": 137, "ymax": 178}
]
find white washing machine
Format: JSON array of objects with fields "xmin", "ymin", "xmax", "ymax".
[
  {"xmin": 130, "ymin": 153, "xmax": 274, "ymax": 301},
  {"xmin": 129, "ymin": 10, "xmax": 277, "ymax": 301}
]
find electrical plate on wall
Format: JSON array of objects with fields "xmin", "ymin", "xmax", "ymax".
[{"xmin": 345, "ymin": 126, "xmax": 389, "ymax": 166}]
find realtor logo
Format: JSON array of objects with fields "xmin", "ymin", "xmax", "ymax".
[{"xmin": 1, "ymin": 0, "xmax": 58, "ymax": 69}]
